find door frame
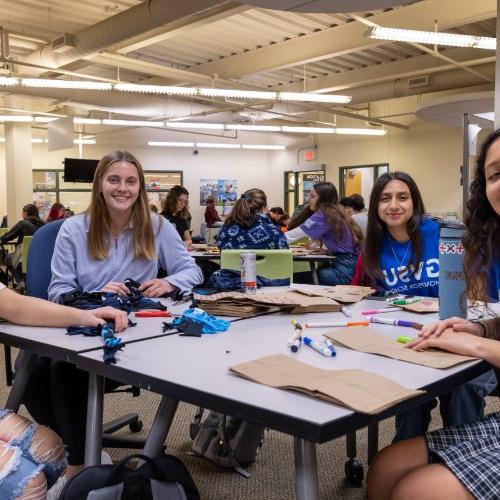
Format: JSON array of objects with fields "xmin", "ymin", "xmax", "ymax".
[{"xmin": 339, "ymin": 163, "xmax": 389, "ymax": 199}]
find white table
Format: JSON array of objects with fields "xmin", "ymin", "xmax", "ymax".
[{"xmin": 74, "ymin": 298, "xmax": 489, "ymax": 500}]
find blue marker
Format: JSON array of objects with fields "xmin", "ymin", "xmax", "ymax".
[
  {"xmin": 323, "ymin": 338, "xmax": 337, "ymax": 357},
  {"xmin": 303, "ymin": 336, "xmax": 334, "ymax": 357}
]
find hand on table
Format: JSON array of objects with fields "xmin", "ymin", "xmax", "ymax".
[
  {"xmin": 139, "ymin": 278, "xmax": 175, "ymax": 298},
  {"xmin": 308, "ymin": 248, "xmax": 329, "ymax": 255},
  {"xmin": 101, "ymin": 282, "xmax": 130, "ymax": 295},
  {"xmin": 78, "ymin": 307, "xmax": 128, "ymax": 332},
  {"xmin": 418, "ymin": 317, "xmax": 482, "ymax": 339},
  {"xmin": 407, "ymin": 329, "xmax": 480, "ymax": 357}
]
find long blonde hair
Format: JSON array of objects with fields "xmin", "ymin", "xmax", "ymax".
[{"xmin": 87, "ymin": 150, "xmax": 156, "ymax": 260}]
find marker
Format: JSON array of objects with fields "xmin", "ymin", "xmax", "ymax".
[
  {"xmin": 362, "ymin": 307, "xmax": 400, "ymax": 316},
  {"xmin": 340, "ymin": 306, "xmax": 352, "ymax": 317},
  {"xmin": 323, "ymin": 338, "xmax": 337, "ymax": 357},
  {"xmin": 370, "ymin": 317, "xmax": 424, "ymax": 330},
  {"xmin": 303, "ymin": 336, "xmax": 334, "ymax": 357},
  {"xmin": 390, "ymin": 298, "xmax": 422, "ymax": 306},
  {"xmin": 396, "ymin": 335, "xmax": 412, "ymax": 344},
  {"xmin": 287, "ymin": 319, "xmax": 303, "ymax": 352},
  {"xmin": 305, "ymin": 321, "xmax": 369, "ymax": 328}
]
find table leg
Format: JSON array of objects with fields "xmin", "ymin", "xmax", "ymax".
[
  {"xmin": 142, "ymin": 396, "xmax": 179, "ymax": 458},
  {"xmin": 367, "ymin": 423, "xmax": 379, "ymax": 464},
  {"xmin": 5, "ymin": 350, "xmax": 37, "ymax": 411},
  {"xmin": 85, "ymin": 373, "xmax": 104, "ymax": 466},
  {"xmin": 309, "ymin": 261, "xmax": 319, "ymax": 285},
  {"xmin": 294, "ymin": 437, "xmax": 319, "ymax": 500}
]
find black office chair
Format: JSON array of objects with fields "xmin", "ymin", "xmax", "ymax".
[{"xmin": 24, "ymin": 219, "xmax": 145, "ymax": 448}]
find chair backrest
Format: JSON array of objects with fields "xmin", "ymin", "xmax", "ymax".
[
  {"xmin": 199, "ymin": 222, "xmax": 207, "ymax": 241},
  {"xmin": 220, "ymin": 249, "xmax": 293, "ymax": 280},
  {"xmin": 26, "ymin": 219, "xmax": 65, "ymax": 299},
  {"xmin": 20, "ymin": 236, "xmax": 33, "ymax": 275}
]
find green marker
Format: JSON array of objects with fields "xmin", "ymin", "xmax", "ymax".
[
  {"xmin": 391, "ymin": 298, "xmax": 422, "ymax": 306},
  {"xmin": 396, "ymin": 335, "xmax": 412, "ymax": 344}
]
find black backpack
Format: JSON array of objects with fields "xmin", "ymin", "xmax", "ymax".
[{"xmin": 59, "ymin": 454, "xmax": 200, "ymax": 500}]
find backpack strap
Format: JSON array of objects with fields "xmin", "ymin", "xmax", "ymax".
[
  {"xmin": 218, "ymin": 415, "xmax": 252, "ymax": 478},
  {"xmin": 105, "ymin": 454, "xmax": 167, "ymax": 487}
]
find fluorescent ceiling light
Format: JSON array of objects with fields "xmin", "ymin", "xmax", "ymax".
[
  {"xmin": 0, "ymin": 77, "xmax": 351, "ymax": 104},
  {"xmin": 165, "ymin": 121, "xmax": 225, "ymax": 130},
  {"xmin": 226, "ymin": 124, "xmax": 282, "ymax": 132},
  {"xmin": 473, "ymin": 112, "xmax": 494, "ymax": 122},
  {"xmin": 21, "ymin": 78, "xmax": 113, "ymax": 90},
  {"xmin": 102, "ymin": 119, "xmax": 164, "ymax": 127},
  {"xmin": 335, "ymin": 127, "xmax": 386, "ymax": 135},
  {"xmin": 366, "ymin": 26, "xmax": 496, "ymax": 50},
  {"xmin": 0, "ymin": 138, "xmax": 96, "ymax": 144},
  {"xmin": 33, "ymin": 116, "xmax": 59, "ymax": 123},
  {"xmin": 147, "ymin": 141, "xmax": 286, "ymax": 150},
  {"xmin": 74, "ymin": 117, "xmax": 103, "ymax": 125},
  {"xmin": 0, "ymin": 115, "xmax": 34, "ymax": 122}
]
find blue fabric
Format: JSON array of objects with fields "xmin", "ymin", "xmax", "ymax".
[
  {"xmin": 317, "ymin": 253, "xmax": 358, "ymax": 286},
  {"xmin": 205, "ymin": 269, "xmax": 290, "ymax": 291},
  {"xmin": 217, "ymin": 213, "xmax": 288, "ymax": 250},
  {"xmin": 394, "ymin": 370, "xmax": 498, "ymax": 442},
  {"xmin": 172, "ymin": 308, "xmax": 230, "ymax": 334},
  {"xmin": 48, "ymin": 213, "xmax": 203, "ymax": 302},
  {"xmin": 376, "ymin": 217, "xmax": 440, "ymax": 297}
]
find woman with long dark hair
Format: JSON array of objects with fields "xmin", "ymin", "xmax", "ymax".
[
  {"xmin": 355, "ymin": 171, "xmax": 495, "ymax": 443},
  {"xmin": 217, "ymin": 188, "xmax": 287, "ymax": 249},
  {"xmin": 45, "ymin": 202, "xmax": 65, "ymax": 223},
  {"xmin": 367, "ymin": 130, "xmax": 500, "ymax": 500},
  {"xmin": 285, "ymin": 181, "xmax": 362, "ymax": 285},
  {"xmin": 161, "ymin": 185, "xmax": 192, "ymax": 247}
]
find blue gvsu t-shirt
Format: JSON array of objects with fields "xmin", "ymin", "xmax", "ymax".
[{"xmin": 377, "ymin": 218, "xmax": 439, "ymax": 297}]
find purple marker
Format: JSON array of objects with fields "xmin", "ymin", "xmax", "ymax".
[{"xmin": 370, "ymin": 317, "xmax": 423, "ymax": 330}]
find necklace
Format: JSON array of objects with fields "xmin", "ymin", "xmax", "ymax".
[{"xmin": 389, "ymin": 237, "xmax": 411, "ymax": 269}]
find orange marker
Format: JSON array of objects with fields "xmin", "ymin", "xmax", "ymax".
[{"xmin": 304, "ymin": 321, "xmax": 369, "ymax": 328}]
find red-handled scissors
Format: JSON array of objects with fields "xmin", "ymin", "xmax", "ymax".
[{"xmin": 135, "ymin": 310, "xmax": 172, "ymax": 318}]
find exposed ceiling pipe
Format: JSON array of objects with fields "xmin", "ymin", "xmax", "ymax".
[{"xmin": 18, "ymin": 0, "xmax": 232, "ymax": 75}]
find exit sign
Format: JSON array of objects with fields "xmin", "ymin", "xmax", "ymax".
[{"xmin": 304, "ymin": 149, "xmax": 316, "ymax": 161}]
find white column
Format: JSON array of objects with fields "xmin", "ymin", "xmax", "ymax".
[
  {"xmin": 4, "ymin": 96, "xmax": 33, "ymax": 226},
  {"xmin": 495, "ymin": 0, "xmax": 500, "ymax": 129}
]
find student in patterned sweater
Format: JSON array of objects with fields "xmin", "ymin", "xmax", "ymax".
[
  {"xmin": 217, "ymin": 188, "xmax": 288, "ymax": 250},
  {"xmin": 368, "ymin": 129, "xmax": 500, "ymax": 500}
]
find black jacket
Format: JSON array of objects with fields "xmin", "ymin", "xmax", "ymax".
[{"xmin": 0, "ymin": 217, "xmax": 45, "ymax": 244}]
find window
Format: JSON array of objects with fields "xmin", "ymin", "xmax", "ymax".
[{"xmin": 32, "ymin": 169, "xmax": 183, "ymax": 219}]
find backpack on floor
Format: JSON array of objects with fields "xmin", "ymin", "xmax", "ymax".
[
  {"xmin": 59, "ymin": 453, "xmax": 200, "ymax": 500},
  {"xmin": 190, "ymin": 409, "xmax": 265, "ymax": 477}
]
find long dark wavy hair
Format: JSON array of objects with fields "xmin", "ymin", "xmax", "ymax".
[
  {"xmin": 161, "ymin": 185, "xmax": 190, "ymax": 219},
  {"xmin": 463, "ymin": 129, "xmax": 500, "ymax": 302},
  {"xmin": 306, "ymin": 181, "xmax": 363, "ymax": 247},
  {"xmin": 361, "ymin": 171, "xmax": 426, "ymax": 284},
  {"xmin": 224, "ymin": 188, "xmax": 267, "ymax": 228}
]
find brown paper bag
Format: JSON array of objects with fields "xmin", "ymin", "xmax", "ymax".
[
  {"xmin": 290, "ymin": 284, "xmax": 375, "ymax": 303},
  {"xmin": 230, "ymin": 354, "xmax": 423, "ymax": 414},
  {"xmin": 325, "ymin": 327, "xmax": 477, "ymax": 369},
  {"xmin": 400, "ymin": 299, "xmax": 439, "ymax": 313}
]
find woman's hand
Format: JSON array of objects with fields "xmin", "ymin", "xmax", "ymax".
[
  {"xmin": 418, "ymin": 317, "xmax": 482, "ymax": 339},
  {"xmin": 407, "ymin": 329, "xmax": 481, "ymax": 358},
  {"xmin": 139, "ymin": 278, "xmax": 175, "ymax": 298},
  {"xmin": 101, "ymin": 282, "xmax": 130, "ymax": 295},
  {"xmin": 78, "ymin": 307, "xmax": 128, "ymax": 332},
  {"xmin": 308, "ymin": 247, "xmax": 329, "ymax": 255}
]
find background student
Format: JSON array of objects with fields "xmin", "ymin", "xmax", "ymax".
[
  {"xmin": 340, "ymin": 193, "xmax": 368, "ymax": 235},
  {"xmin": 45, "ymin": 202, "xmax": 65, "ymax": 223},
  {"xmin": 353, "ymin": 171, "xmax": 496, "ymax": 442},
  {"xmin": 24, "ymin": 150, "xmax": 203, "ymax": 495},
  {"xmin": 161, "ymin": 185, "xmax": 193, "ymax": 248},
  {"xmin": 204, "ymin": 195, "xmax": 223, "ymax": 228},
  {"xmin": 367, "ymin": 129, "xmax": 500, "ymax": 500},
  {"xmin": 285, "ymin": 181, "xmax": 362, "ymax": 285},
  {"xmin": 217, "ymin": 188, "xmax": 288, "ymax": 250}
]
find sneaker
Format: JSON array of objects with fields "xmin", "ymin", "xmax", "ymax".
[
  {"xmin": 101, "ymin": 450, "xmax": 113, "ymax": 465},
  {"xmin": 46, "ymin": 474, "xmax": 68, "ymax": 500}
]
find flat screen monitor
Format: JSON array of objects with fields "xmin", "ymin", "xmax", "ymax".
[{"xmin": 63, "ymin": 158, "xmax": 99, "ymax": 183}]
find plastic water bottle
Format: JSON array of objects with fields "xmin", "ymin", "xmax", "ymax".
[
  {"xmin": 240, "ymin": 251, "xmax": 257, "ymax": 294},
  {"xmin": 438, "ymin": 221, "xmax": 467, "ymax": 319}
]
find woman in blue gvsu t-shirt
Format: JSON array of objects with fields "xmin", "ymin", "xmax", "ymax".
[
  {"xmin": 359, "ymin": 170, "xmax": 439, "ymax": 296},
  {"xmin": 358, "ymin": 171, "xmax": 496, "ymax": 442}
]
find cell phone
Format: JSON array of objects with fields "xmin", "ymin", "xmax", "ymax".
[{"xmin": 369, "ymin": 291, "xmax": 398, "ymax": 301}]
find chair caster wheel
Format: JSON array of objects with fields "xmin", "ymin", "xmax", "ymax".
[
  {"xmin": 345, "ymin": 458, "xmax": 364, "ymax": 487},
  {"xmin": 129, "ymin": 419, "xmax": 143, "ymax": 433}
]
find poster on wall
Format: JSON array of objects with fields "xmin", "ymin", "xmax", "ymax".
[
  {"xmin": 302, "ymin": 172, "xmax": 324, "ymax": 201},
  {"xmin": 200, "ymin": 179, "xmax": 238, "ymax": 207}
]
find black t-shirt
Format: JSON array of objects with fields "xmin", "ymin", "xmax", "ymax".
[{"xmin": 161, "ymin": 212, "xmax": 188, "ymax": 240}]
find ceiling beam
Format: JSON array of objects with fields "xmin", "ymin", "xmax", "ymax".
[
  {"xmin": 188, "ymin": 0, "xmax": 496, "ymax": 79},
  {"xmin": 278, "ymin": 48, "xmax": 495, "ymax": 93}
]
